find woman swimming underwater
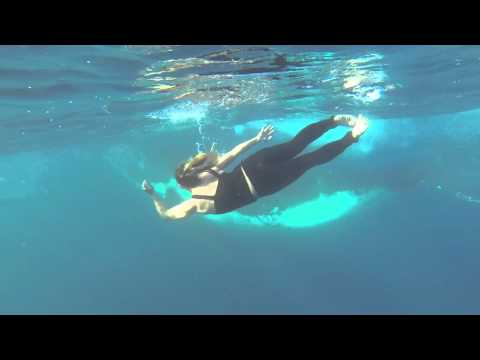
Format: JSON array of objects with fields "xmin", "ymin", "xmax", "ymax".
[{"xmin": 142, "ymin": 114, "xmax": 368, "ymax": 220}]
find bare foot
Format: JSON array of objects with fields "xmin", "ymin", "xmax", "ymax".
[
  {"xmin": 142, "ymin": 180, "xmax": 154, "ymax": 195},
  {"xmin": 333, "ymin": 114, "xmax": 358, "ymax": 127},
  {"xmin": 351, "ymin": 115, "xmax": 369, "ymax": 138}
]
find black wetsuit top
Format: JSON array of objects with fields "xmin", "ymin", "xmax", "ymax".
[{"xmin": 191, "ymin": 165, "xmax": 257, "ymax": 214}]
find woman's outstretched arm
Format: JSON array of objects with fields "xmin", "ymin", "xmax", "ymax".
[
  {"xmin": 215, "ymin": 137, "xmax": 258, "ymax": 169},
  {"xmin": 142, "ymin": 180, "xmax": 197, "ymax": 220},
  {"xmin": 215, "ymin": 125, "xmax": 274, "ymax": 169}
]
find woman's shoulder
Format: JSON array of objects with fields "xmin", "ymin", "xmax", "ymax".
[
  {"xmin": 198, "ymin": 166, "xmax": 224, "ymax": 175},
  {"xmin": 210, "ymin": 166, "xmax": 224, "ymax": 174},
  {"xmin": 196, "ymin": 166, "xmax": 224, "ymax": 181}
]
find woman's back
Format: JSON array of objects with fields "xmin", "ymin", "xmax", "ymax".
[
  {"xmin": 191, "ymin": 165, "xmax": 257, "ymax": 214},
  {"xmin": 190, "ymin": 167, "xmax": 223, "ymax": 213}
]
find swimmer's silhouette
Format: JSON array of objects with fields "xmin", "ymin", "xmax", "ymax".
[{"xmin": 143, "ymin": 115, "xmax": 369, "ymax": 220}]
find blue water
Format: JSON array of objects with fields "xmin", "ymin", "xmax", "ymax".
[{"xmin": 1, "ymin": 45, "xmax": 479, "ymax": 314}]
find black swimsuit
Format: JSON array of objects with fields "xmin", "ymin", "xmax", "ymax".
[{"xmin": 191, "ymin": 165, "xmax": 257, "ymax": 214}]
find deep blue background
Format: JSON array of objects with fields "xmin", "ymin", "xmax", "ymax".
[{"xmin": 0, "ymin": 45, "xmax": 479, "ymax": 314}]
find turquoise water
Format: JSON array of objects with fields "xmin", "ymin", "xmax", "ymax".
[{"xmin": 1, "ymin": 45, "xmax": 479, "ymax": 314}]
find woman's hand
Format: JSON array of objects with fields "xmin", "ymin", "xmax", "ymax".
[
  {"xmin": 255, "ymin": 125, "xmax": 275, "ymax": 143},
  {"xmin": 142, "ymin": 180, "xmax": 154, "ymax": 195}
]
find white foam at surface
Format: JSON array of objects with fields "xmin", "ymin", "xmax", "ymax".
[{"xmin": 146, "ymin": 101, "xmax": 210, "ymax": 126}]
